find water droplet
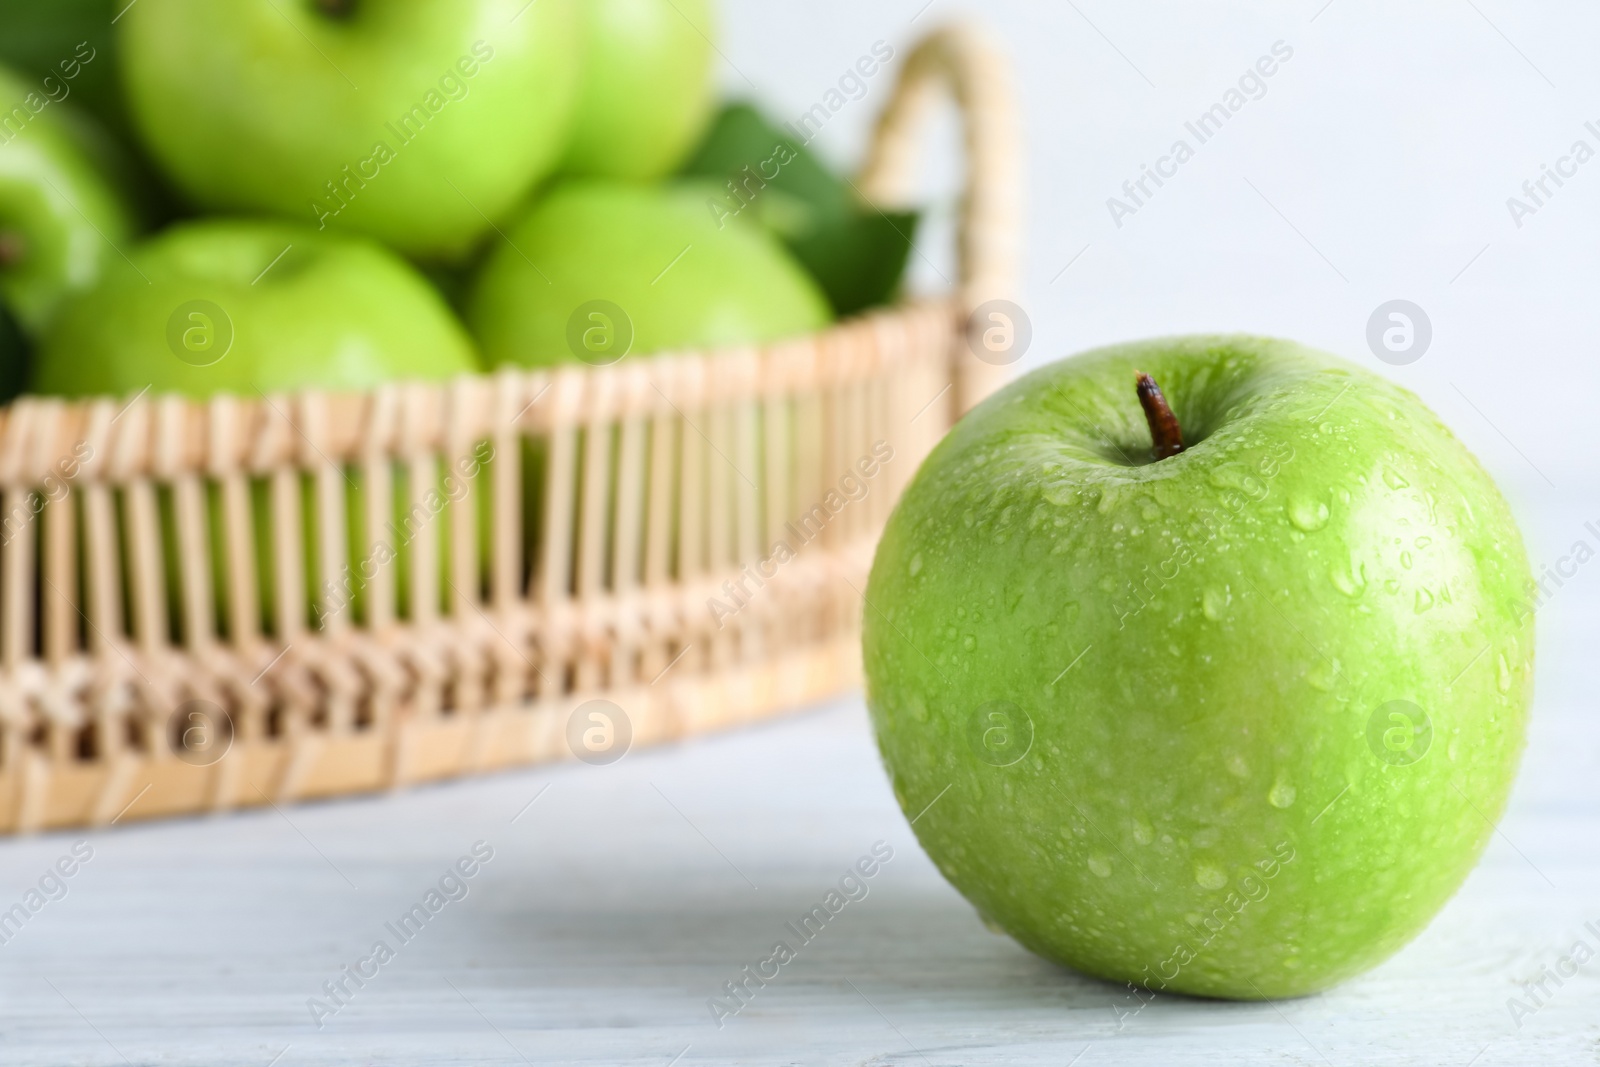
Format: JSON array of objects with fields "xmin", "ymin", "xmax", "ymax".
[
  {"xmin": 1226, "ymin": 753, "xmax": 1250, "ymax": 778},
  {"xmin": 1496, "ymin": 653, "xmax": 1512, "ymax": 693},
  {"xmin": 1308, "ymin": 659, "xmax": 1340, "ymax": 692},
  {"xmin": 1385, "ymin": 579, "xmax": 1402, "ymax": 595},
  {"xmin": 1268, "ymin": 777, "xmax": 1297, "ymax": 809},
  {"xmin": 1414, "ymin": 588, "xmax": 1434, "ymax": 613},
  {"xmin": 1088, "ymin": 854, "xmax": 1113, "ymax": 878},
  {"xmin": 1202, "ymin": 587, "xmax": 1230, "ymax": 621},
  {"xmin": 1141, "ymin": 503, "xmax": 1162, "ymax": 521},
  {"xmin": 1382, "ymin": 468, "xmax": 1410, "ymax": 490},
  {"xmin": 1132, "ymin": 816, "xmax": 1154, "ymax": 846},
  {"xmin": 1288, "ymin": 498, "xmax": 1330, "ymax": 532},
  {"xmin": 962, "ymin": 634, "xmax": 977, "ymax": 651},
  {"xmin": 1400, "ymin": 551, "xmax": 1413, "ymax": 570},
  {"xmin": 1331, "ymin": 561, "xmax": 1367, "ymax": 598},
  {"xmin": 1194, "ymin": 863, "xmax": 1228, "ymax": 890},
  {"xmin": 1414, "ymin": 536, "xmax": 1432, "ymax": 548},
  {"xmin": 908, "ymin": 552, "xmax": 923, "ymax": 577}
]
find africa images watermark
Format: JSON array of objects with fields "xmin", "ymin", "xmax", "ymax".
[
  {"xmin": 1109, "ymin": 439, "xmax": 1296, "ymax": 629},
  {"xmin": 310, "ymin": 40, "xmax": 496, "ymax": 230},
  {"xmin": 1505, "ymin": 119, "xmax": 1600, "ymax": 230},
  {"xmin": 705, "ymin": 440, "xmax": 894, "ymax": 629},
  {"xmin": 1109, "ymin": 840, "xmax": 1296, "ymax": 1029},
  {"xmin": 306, "ymin": 840, "xmax": 495, "ymax": 1029},
  {"xmin": 1106, "ymin": 40, "xmax": 1295, "ymax": 229},
  {"xmin": 706, "ymin": 840, "xmax": 895, "ymax": 1029},
  {"xmin": 1505, "ymin": 917, "xmax": 1600, "ymax": 1030},
  {"xmin": 0, "ymin": 41, "xmax": 98, "ymax": 146},
  {"xmin": 0, "ymin": 841, "xmax": 95, "ymax": 948},
  {"xmin": 316, "ymin": 441, "xmax": 494, "ymax": 627},
  {"xmin": 705, "ymin": 40, "xmax": 895, "ymax": 230},
  {"xmin": 0, "ymin": 441, "xmax": 93, "ymax": 548}
]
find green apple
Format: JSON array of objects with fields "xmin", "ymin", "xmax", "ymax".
[
  {"xmin": 0, "ymin": 62, "xmax": 137, "ymax": 335},
  {"xmin": 864, "ymin": 335, "xmax": 1534, "ymax": 999},
  {"xmin": 34, "ymin": 218, "xmax": 478, "ymax": 396},
  {"xmin": 559, "ymin": 0, "xmax": 715, "ymax": 180},
  {"xmin": 117, "ymin": 0, "xmax": 580, "ymax": 260},
  {"xmin": 32, "ymin": 218, "xmax": 482, "ymax": 636},
  {"xmin": 467, "ymin": 180, "xmax": 830, "ymax": 368}
]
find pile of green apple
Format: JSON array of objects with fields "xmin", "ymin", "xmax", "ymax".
[{"xmin": 0, "ymin": 0, "xmax": 919, "ymax": 402}]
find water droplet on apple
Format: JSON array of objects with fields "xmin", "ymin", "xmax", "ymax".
[
  {"xmin": 908, "ymin": 552, "xmax": 923, "ymax": 577},
  {"xmin": 1382, "ymin": 467, "xmax": 1410, "ymax": 490},
  {"xmin": 1307, "ymin": 659, "xmax": 1340, "ymax": 691},
  {"xmin": 1202, "ymin": 587, "xmax": 1229, "ymax": 621},
  {"xmin": 962, "ymin": 634, "xmax": 976, "ymax": 651},
  {"xmin": 1414, "ymin": 588, "xmax": 1434, "ymax": 613},
  {"xmin": 1268, "ymin": 777, "xmax": 1297, "ymax": 808},
  {"xmin": 1287, "ymin": 498, "xmax": 1329, "ymax": 532},
  {"xmin": 1226, "ymin": 753, "xmax": 1250, "ymax": 778},
  {"xmin": 1194, "ymin": 863, "xmax": 1228, "ymax": 890},
  {"xmin": 1400, "ymin": 550, "xmax": 1413, "ymax": 570},
  {"xmin": 1330, "ymin": 561, "xmax": 1367, "ymax": 598},
  {"xmin": 1414, "ymin": 536, "xmax": 1432, "ymax": 548},
  {"xmin": 1384, "ymin": 579, "xmax": 1402, "ymax": 595},
  {"xmin": 1087, "ymin": 854, "xmax": 1113, "ymax": 878},
  {"xmin": 1132, "ymin": 816, "xmax": 1154, "ymax": 845},
  {"xmin": 1496, "ymin": 653, "xmax": 1512, "ymax": 693}
]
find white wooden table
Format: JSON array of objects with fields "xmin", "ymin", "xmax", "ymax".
[{"xmin": 0, "ymin": 653, "xmax": 1593, "ymax": 1066}]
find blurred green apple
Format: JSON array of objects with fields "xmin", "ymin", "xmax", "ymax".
[
  {"xmin": 865, "ymin": 336, "xmax": 1534, "ymax": 999},
  {"xmin": 0, "ymin": 62, "xmax": 137, "ymax": 336},
  {"xmin": 34, "ymin": 218, "xmax": 477, "ymax": 397},
  {"xmin": 117, "ymin": 0, "xmax": 581, "ymax": 260},
  {"xmin": 560, "ymin": 0, "xmax": 716, "ymax": 180},
  {"xmin": 466, "ymin": 181, "xmax": 830, "ymax": 368}
]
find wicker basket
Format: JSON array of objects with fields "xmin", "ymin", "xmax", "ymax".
[{"xmin": 0, "ymin": 23, "xmax": 1019, "ymax": 832}]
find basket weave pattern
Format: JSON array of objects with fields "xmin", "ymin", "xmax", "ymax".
[{"xmin": 0, "ymin": 25, "xmax": 1018, "ymax": 832}]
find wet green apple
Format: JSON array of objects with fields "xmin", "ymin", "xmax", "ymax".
[
  {"xmin": 864, "ymin": 335, "xmax": 1534, "ymax": 999},
  {"xmin": 0, "ymin": 62, "xmax": 136, "ymax": 336},
  {"xmin": 559, "ymin": 0, "xmax": 715, "ymax": 180},
  {"xmin": 466, "ymin": 181, "xmax": 830, "ymax": 368},
  {"xmin": 117, "ymin": 0, "xmax": 580, "ymax": 260}
]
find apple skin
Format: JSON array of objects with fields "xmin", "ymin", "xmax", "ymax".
[
  {"xmin": 559, "ymin": 0, "xmax": 715, "ymax": 180},
  {"xmin": 467, "ymin": 181, "xmax": 830, "ymax": 368},
  {"xmin": 117, "ymin": 0, "xmax": 580, "ymax": 260},
  {"xmin": 0, "ymin": 62, "xmax": 137, "ymax": 336},
  {"xmin": 864, "ymin": 336, "xmax": 1534, "ymax": 1000},
  {"xmin": 33, "ymin": 218, "xmax": 478, "ymax": 397}
]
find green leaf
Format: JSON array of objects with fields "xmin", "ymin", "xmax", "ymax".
[{"xmin": 679, "ymin": 102, "xmax": 920, "ymax": 317}]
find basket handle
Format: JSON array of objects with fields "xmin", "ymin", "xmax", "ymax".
[{"xmin": 858, "ymin": 21, "xmax": 1023, "ymax": 416}]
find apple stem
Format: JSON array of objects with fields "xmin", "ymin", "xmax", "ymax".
[
  {"xmin": 1135, "ymin": 371, "xmax": 1185, "ymax": 460},
  {"xmin": 0, "ymin": 231, "xmax": 23, "ymax": 271}
]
